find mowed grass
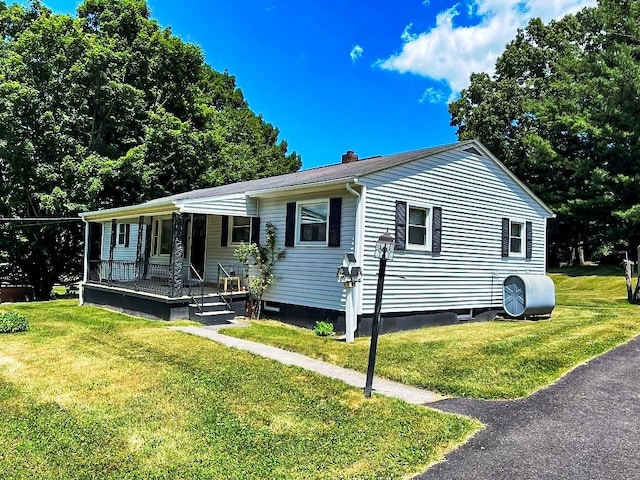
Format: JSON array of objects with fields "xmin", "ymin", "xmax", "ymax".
[
  {"xmin": 0, "ymin": 301, "xmax": 478, "ymax": 480},
  {"xmin": 224, "ymin": 266, "xmax": 639, "ymax": 399}
]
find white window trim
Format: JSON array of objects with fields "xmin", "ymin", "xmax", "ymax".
[
  {"xmin": 117, "ymin": 223, "xmax": 126, "ymax": 246},
  {"xmin": 509, "ymin": 218, "xmax": 525, "ymax": 258},
  {"xmin": 151, "ymin": 217, "xmax": 173, "ymax": 257},
  {"xmin": 295, "ymin": 198, "xmax": 329, "ymax": 246},
  {"xmin": 228, "ymin": 216, "xmax": 253, "ymax": 246},
  {"xmin": 406, "ymin": 203, "xmax": 432, "ymax": 251}
]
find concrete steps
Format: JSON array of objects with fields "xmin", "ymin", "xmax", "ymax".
[{"xmin": 188, "ymin": 298, "xmax": 235, "ymax": 324}]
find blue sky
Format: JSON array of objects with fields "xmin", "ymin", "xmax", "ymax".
[{"xmin": 27, "ymin": 0, "xmax": 596, "ymax": 169}]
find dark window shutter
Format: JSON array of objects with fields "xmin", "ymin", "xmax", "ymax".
[
  {"xmin": 432, "ymin": 207, "xmax": 442, "ymax": 253},
  {"xmin": 110, "ymin": 219, "xmax": 117, "ymax": 248},
  {"xmin": 220, "ymin": 215, "xmax": 229, "ymax": 247},
  {"xmin": 251, "ymin": 217, "xmax": 261, "ymax": 245},
  {"xmin": 285, "ymin": 202, "xmax": 296, "ymax": 247},
  {"xmin": 395, "ymin": 201, "xmax": 407, "ymax": 250},
  {"xmin": 501, "ymin": 218, "xmax": 510, "ymax": 257},
  {"xmin": 328, "ymin": 197, "xmax": 342, "ymax": 247},
  {"xmin": 124, "ymin": 224, "xmax": 130, "ymax": 247},
  {"xmin": 526, "ymin": 221, "xmax": 533, "ymax": 259}
]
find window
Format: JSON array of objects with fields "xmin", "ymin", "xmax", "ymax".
[
  {"xmin": 407, "ymin": 206, "xmax": 430, "ymax": 247},
  {"xmin": 395, "ymin": 201, "xmax": 441, "ymax": 252},
  {"xmin": 510, "ymin": 220, "xmax": 524, "ymax": 256},
  {"xmin": 297, "ymin": 201, "xmax": 328, "ymax": 243},
  {"xmin": 403, "ymin": 204, "xmax": 432, "ymax": 249},
  {"xmin": 230, "ymin": 216, "xmax": 251, "ymax": 244},
  {"xmin": 117, "ymin": 224, "xmax": 127, "ymax": 245},
  {"xmin": 152, "ymin": 219, "xmax": 173, "ymax": 256}
]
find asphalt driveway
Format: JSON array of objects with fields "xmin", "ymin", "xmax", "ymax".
[{"xmin": 418, "ymin": 335, "xmax": 640, "ymax": 480}]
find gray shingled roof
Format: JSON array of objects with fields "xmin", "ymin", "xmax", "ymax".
[{"xmin": 145, "ymin": 140, "xmax": 473, "ymax": 206}]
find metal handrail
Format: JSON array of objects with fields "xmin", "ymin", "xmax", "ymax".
[
  {"xmin": 189, "ymin": 264, "xmax": 204, "ymax": 283},
  {"xmin": 188, "ymin": 264, "xmax": 205, "ymax": 314},
  {"xmin": 217, "ymin": 263, "xmax": 239, "ymax": 311},
  {"xmin": 218, "ymin": 263, "xmax": 232, "ymax": 279},
  {"xmin": 219, "ymin": 292, "xmax": 232, "ymax": 311}
]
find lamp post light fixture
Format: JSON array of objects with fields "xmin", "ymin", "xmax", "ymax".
[{"xmin": 364, "ymin": 231, "xmax": 395, "ymax": 398}]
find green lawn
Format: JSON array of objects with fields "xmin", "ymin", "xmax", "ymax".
[
  {"xmin": 223, "ymin": 266, "xmax": 639, "ymax": 399},
  {"xmin": 0, "ymin": 301, "xmax": 478, "ymax": 479}
]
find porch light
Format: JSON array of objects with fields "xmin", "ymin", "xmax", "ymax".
[{"xmin": 374, "ymin": 231, "xmax": 395, "ymax": 260}]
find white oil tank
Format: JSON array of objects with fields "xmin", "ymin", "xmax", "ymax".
[{"xmin": 503, "ymin": 274, "xmax": 555, "ymax": 318}]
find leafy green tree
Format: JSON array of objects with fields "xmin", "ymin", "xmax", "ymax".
[
  {"xmin": 449, "ymin": 1, "xmax": 640, "ymax": 264},
  {"xmin": 0, "ymin": 0, "xmax": 300, "ymax": 298}
]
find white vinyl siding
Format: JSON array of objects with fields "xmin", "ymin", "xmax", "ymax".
[
  {"xmin": 359, "ymin": 146, "xmax": 549, "ymax": 316},
  {"xmin": 178, "ymin": 193, "xmax": 257, "ymax": 217},
  {"xmin": 203, "ymin": 215, "xmax": 246, "ymax": 283},
  {"xmin": 101, "ymin": 222, "xmax": 144, "ymax": 262},
  {"xmin": 258, "ymin": 190, "xmax": 356, "ymax": 312}
]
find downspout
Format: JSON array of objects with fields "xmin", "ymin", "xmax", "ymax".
[
  {"xmin": 346, "ymin": 180, "xmax": 365, "ymax": 341},
  {"xmin": 80, "ymin": 217, "xmax": 90, "ymax": 306}
]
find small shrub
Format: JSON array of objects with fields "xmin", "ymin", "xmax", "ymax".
[
  {"xmin": 0, "ymin": 311, "xmax": 28, "ymax": 333},
  {"xmin": 313, "ymin": 320, "xmax": 334, "ymax": 337}
]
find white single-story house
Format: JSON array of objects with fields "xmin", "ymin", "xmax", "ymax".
[{"xmin": 79, "ymin": 139, "xmax": 554, "ymax": 334}]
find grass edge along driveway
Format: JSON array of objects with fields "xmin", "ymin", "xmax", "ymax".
[
  {"xmin": 223, "ymin": 266, "xmax": 639, "ymax": 399},
  {"xmin": 0, "ymin": 300, "xmax": 480, "ymax": 480}
]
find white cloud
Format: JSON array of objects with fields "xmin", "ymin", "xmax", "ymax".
[
  {"xmin": 350, "ymin": 44, "xmax": 364, "ymax": 62},
  {"xmin": 419, "ymin": 87, "xmax": 446, "ymax": 104},
  {"xmin": 378, "ymin": 0, "xmax": 597, "ymax": 96}
]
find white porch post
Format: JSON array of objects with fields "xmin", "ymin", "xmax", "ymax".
[{"xmin": 80, "ymin": 218, "xmax": 89, "ymax": 305}]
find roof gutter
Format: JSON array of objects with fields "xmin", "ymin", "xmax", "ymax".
[{"xmin": 245, "ymin": 177, "xmax": 355, "ymax": 198}]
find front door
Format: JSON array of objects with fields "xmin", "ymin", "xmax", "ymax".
[{"xmin": 190, "ymin": 214, "xmax": 207, "ymax": 278}]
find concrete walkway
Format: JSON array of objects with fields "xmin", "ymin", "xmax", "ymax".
[{"xmin": 171, "ymin": 324, "xmax": 445, "ymax": 404}]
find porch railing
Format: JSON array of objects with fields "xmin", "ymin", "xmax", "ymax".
[{"xmin": 88, "ymin": 260, "xmax": 204, "ymax": 297}]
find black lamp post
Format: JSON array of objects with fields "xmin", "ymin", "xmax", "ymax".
[{"xmin": 364, "ymin": 231, "xmax": 395, "ymax": 398}]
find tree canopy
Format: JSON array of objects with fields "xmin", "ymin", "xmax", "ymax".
[
  {"xmin": 449, "ymin": 0, "xmax": 640, "ymax": 264},
  {"xmin": 0, "ymin": 0, "xmax": 301, "ymax": 298}
]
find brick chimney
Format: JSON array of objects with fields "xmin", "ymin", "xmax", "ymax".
[{"xmin": 341, "ymin": 150, "xmax": 358, "ymax": 163}]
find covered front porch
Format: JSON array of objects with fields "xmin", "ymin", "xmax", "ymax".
[
  {"xmin": 83, "ymin": 206, "xmax": 258, "ymax": 295},
  {"xmin": 81, "ymin": 201, "xmax": 258, "ymax": 320}
]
